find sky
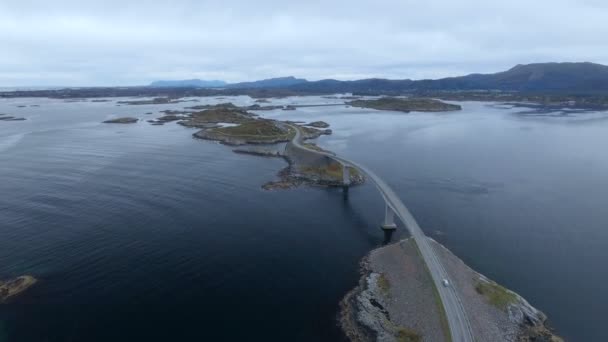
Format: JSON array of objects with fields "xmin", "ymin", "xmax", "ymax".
[{"xmin": 1, "ymin": 0, "xmax": 607, "ymax": 86}]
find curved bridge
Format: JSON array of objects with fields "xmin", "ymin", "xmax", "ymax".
[{"xmin": 289, "ymin": 125, "xmax": 475, "ymax": 342}]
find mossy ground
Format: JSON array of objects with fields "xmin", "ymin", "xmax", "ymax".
[
  {"xmin": 396, "ymin": 327, "xmax": 422, "ymax": 342},
  {"xmin": 475, "ymin": 280, "xmax": 517, "ymax": 310},
  {"xmin": 377, "ymin": 273, "xmax": 390, "ymax": 294}
]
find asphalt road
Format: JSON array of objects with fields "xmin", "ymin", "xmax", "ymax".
[{"xmin": 290, "ymin": 125, "xmax": 475, "ymax": 342}]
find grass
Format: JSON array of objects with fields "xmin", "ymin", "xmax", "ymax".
[
  {"xmin": 299, "ymin": 162, "xmax": 344, "ymax": 180},
  {"xmin": 188, "ymin": 107, "xmax": 255, "ymax": 124},
  {"xmin": 396, "ymin": 327, "xmax": 422, "ymax": 342},
  {"xmin": 475, "ymin": 280, "xmax": 517, "ymax": 310},
  {"xmin": 347, "ymin": 166, "xmax": 361, "ymax": 178},
  {"xmin": 209, "ymin": 120, "xmax": 295, "ymax": 142},
  {"xmin": 213, "ymin": 120, "xmax": 284, "ymax": 136},
  {"xmin": 377, "ymin": 273, "xmax": 391, "ymax": 294}
]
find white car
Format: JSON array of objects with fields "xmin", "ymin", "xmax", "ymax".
[{"xmin": 442, "ymin": 279, "xmax": 450, "ymax": 287}]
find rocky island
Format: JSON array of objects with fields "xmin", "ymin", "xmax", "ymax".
[
  {"xmin": 341, "ymin": 238, "xmax": 562, "ymax": 342},
  {"xmin": 0, "ymin": 114, "xmax": 27, "ymax": 121},
  {"xmin": 348, "ymin": 97, "xmax": 462, "ymax": 113},
  {"xmin": 0, "ymin": 275, "xmax": 37, "ymax": 303},
  {"xmin": 102, "ymin": 117, "xmax": 138, "ymax": 124},
  {"xmin": 172, "ymin": 103, "xmax": 363, "ymax": 189}
]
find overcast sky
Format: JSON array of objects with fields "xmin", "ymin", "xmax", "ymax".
[{"xmin": 1, "ymin": 0, "xmax": 607, "ymax": 86}]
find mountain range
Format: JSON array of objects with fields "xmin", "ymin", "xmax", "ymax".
[
  {"xmin": 149, "ymin": 62, "xmax": 608, "ymax": 93},
  {"xmin": 149, "ymin": 79, "xmax": 227, "ymax": 88}
]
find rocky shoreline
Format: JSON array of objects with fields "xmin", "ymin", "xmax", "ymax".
[{"xmin": 341, "ymin": 238, "xmax": 562, "ymax": 342}]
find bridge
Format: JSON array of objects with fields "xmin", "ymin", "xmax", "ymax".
[{"xmin": 288, "ymin": 125, "xmax": 475, "ymax": 342}]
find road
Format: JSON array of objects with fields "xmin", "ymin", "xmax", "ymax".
[{"xmin": 289, "ymin": 125, "xmax": 475, "ymax": 342}]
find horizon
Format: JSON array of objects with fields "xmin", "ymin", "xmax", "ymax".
[{"xmin": 1, "ymin": 61, "xmax": 604, "ymax": 89}]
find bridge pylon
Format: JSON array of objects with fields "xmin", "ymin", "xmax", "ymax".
[
  {"xmin": 342, "ymin": 165, "xmax": 351, "ymax": 187},
  {"xmin": 381, "ymin": 203, "xmax": 397, "ymax": 230}
]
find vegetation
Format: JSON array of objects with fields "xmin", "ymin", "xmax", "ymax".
[
  {"xmin": 377, "ymin": 273, "xmax": 390, "ymax": 294},
  {"xmin": 181, "ymin": 105, "xmax": 255, "ymax": 127},
  {"xmin": 396, "ymin": 327, "xmax": 422, "ymax": 342},
  {"xmin": 348, "ymin": 97, "xmax": 461, "ymax": 113},
  {"xmin": 210, "ymin": 120, "xmax": 289, "ymax": 139},
  {"xmin": 305, "ymin": 121, "xmax": 330, "ymax": 128},
  {"xmin": 475, "ymin": 280, "xmax": 517, "ymax": 310},
  {"xmin": 299, "ymin": 162, "xmax": 343, "ymax": 180}
]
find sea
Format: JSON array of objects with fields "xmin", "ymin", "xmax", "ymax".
[{"xmin": 1, "ymin": 95, "xmax": 606, "ymax": 341}]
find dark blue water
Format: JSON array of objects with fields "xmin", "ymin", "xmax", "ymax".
[{"xmin": 1, "ymin": 97, "xmax": 607, "ymax": 341}]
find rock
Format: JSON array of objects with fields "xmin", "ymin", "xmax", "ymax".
[
  {"xmin": 0, "ymin": 116, "xmax": 26, "ymax": 121},
  {"xmin": 0, "ymin": 275, "xmax": 37, "ymax": 303},
  {"xmin": 156, "ymin": 114, "xmax": 184, "ymax": 122},
  {"xmin": 305, "ymin": 121, "xmax": 330, "ymax": 128},
  {"xmin": 102, "ymin": 117, "xmax": 138, "ymax": 124}
]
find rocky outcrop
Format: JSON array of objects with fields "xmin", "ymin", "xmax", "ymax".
[
  {"xmin": 305, "ymin": 121, "xmax": 330, "ymax": 128},
  {"xmin": 341, "ymin": 239, "xmax": 563, "ymax": 342},
  {"xmin": 283, "ymin": 139, "xmax": 364, "ymax": 187},
  {"xmin": 102, "ymin": 117, "xmax": 138, "ymax": 124},
  {"xmin": 0, "ymin": 275, "xmax": 37, "ymax": 303},
  {"xmin": 0, "ymin": 114, "xmax": 27, "ymax": 121},
  {"xmin": 340, "ymin": 239, "xmax": 447, "ymax": 342}
]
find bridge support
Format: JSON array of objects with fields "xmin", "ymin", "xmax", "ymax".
[
  {"xmin": 381, "ymin": 204, "xmax": 397, "ymax": 230},
  {"xmin": 342, "ymin": 165, "xmax": 351, "ymax": 186}
]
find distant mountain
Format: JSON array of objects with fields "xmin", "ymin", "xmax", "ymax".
[
  {"xmin": 288, "ymin": 62, "xmax": 608, "ymax": 94},
  {"xmin": 149, "ymin": 79, "xmax": 227, "ymax": 88},
  {"xmin": 415, "ymin": 62, "xmax": 608, "ymax": 92},
  {"xmin": 226, "ymin": 76, "xmax": 308, "ymax": 89},
  {"xmin": 147, "ymin": 63, "xmax": 608, "ymax": 93}
]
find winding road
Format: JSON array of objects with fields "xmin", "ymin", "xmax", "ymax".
[{"xmin": 289, "ymin": 125, "xmax": 475, "ymax": 342}]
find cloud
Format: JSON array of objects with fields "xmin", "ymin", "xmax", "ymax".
[{"xmin": 0, "ymin": 0, "xmax": 607, "ymax": 86}]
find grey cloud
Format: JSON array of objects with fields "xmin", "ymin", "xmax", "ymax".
[{"xmin": 0, "ymin": 0, "xmax": 607, "ymax": 86}]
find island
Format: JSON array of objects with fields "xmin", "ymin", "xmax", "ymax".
[
  {"xmin": 341, "ymin": 239, "xmax": 562, "ymax": 342},
  {"xmin": 0, "ymin": 114, "xmax": 27, "ymax": 121},
  {"xmin": 102, "ymin": 117, "xmax": 138, "ymax": 124},
  {"xmin": 0, "ymin": 275, "xmax": 37, "ymax": 303},
  {"xmin": 347, "ymin": 97, "xmax": 462, "ymax": 113},
  {"xmin": 117, "ymin": 97, "xmax": 189, "ymax": 105},
  {"xmin": 171, "ymin": 103, "xmax": 362, "ymax": 189}
]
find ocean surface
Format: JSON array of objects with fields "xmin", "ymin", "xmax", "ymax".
[{"xmin": 1, "ymin": 96, "xmax": 607, "ymax": 341}]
